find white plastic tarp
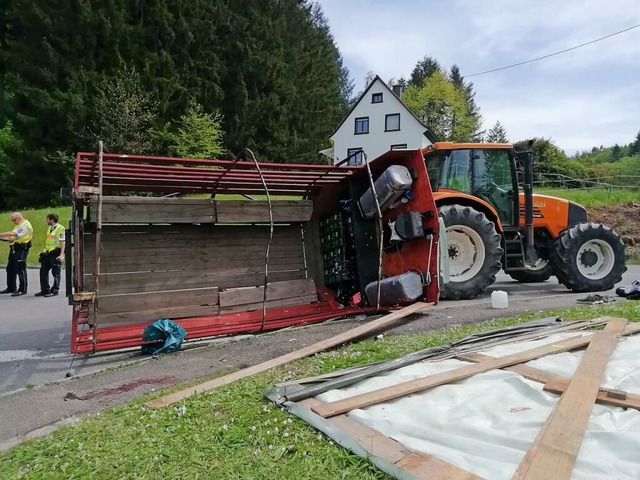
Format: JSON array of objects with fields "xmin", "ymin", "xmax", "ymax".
[{"xmin": 316, "ymin": 333, "xmax": 640, "ymax": 479}]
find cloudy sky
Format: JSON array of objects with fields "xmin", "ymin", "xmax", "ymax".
[{"xmin": 316, "ymin": 0, "xmax": 640, "ymax": 155}]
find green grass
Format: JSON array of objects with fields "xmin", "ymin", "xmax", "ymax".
[
  {"xmin": 1, "ymin": 301, "xmax": 639, "ymax": 479},
  {"xmin": 535, "ymin": 187, "xmax": 639, "ymax": 207},
  {"xmin": 0, "ymin": 207, "xmax": 72, "ymax": 266}
]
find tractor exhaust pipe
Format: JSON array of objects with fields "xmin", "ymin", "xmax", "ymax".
[{"xmin": 522, "ymin": 140, "xmax": 538, "ymax": 264}]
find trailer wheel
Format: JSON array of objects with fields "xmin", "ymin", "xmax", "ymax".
[
  {"xmin": 507, "ymin": 258, "xmax": 553, "ymax": 283},
  {"xmin": 550, "ymin": 222, "xmax": 626, "ymax": 292},
  {"xmin": 439, "ymin": 205, "xmax": 503, "ymax": 300}
]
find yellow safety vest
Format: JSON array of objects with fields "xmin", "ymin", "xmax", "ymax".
[
  {"xmin": 11, "ymin": 220, "xmax": 33, "ymax": 245},
  {"xmin": 45, "ymin": 224, "xmax": 65, "ymax": 251}
]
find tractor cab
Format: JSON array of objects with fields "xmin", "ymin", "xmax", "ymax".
[{"xmin": 424, "ymin": 143, "xmax": 519, "ymax": 230}]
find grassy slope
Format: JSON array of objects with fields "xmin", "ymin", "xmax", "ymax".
[
  {"xmin": 0, "ymin": 302, "xmax": 639, "ymax": 479},
  {"xmin": 535, "ymin": 187, "xmax": 638, "ymax": 207}
]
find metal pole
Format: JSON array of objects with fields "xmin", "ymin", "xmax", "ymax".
[{"xmin": 92, "ymin": 141, "xmax": 104, "ymax": 353}]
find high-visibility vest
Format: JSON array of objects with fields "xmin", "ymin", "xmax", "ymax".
[
  {"xmin": 44, "ymin": 224, "xmax": 65, "ymax": 251},
  {"xmin": 11, "ymin": 220, "xmax": 33, "ymax": 245}
]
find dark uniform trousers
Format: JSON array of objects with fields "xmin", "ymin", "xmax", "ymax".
[
  {"xmin": 40, "ymin": 248, "xmax": 62, "ymax": 294},
  {"xmin": 6, "ymin": 242, "xmax": 31, "ymax": 294}
]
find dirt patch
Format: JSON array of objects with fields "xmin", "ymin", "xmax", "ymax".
[{"xmin": 588, "ymin": 201, "xmax": 640, "ymax": 261}]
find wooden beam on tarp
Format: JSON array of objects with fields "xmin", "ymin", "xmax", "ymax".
[
  {"xmin": 512, "ymin": 317, "xmax": 628, "ymax": 480},
  {"xmin": 146, "ymin": 301, "xmax": 431, "ymax": 408},
  {"xmin": 311, "ymin": 320, "xmax": 640, "ymax": 418}
]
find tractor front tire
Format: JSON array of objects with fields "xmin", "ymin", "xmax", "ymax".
[
  {"xmin": 439, "ymin": 205, "xmax": 503, "ymax": 300},
  {"xmin": 550, "ymin": 222, "xmax": 626, "ymax": 292}
]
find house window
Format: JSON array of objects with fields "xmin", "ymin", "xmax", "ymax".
[
  {"xmin": 391, "ymin": 144, "xmax": 407, "ymax": 150},
  {"xmin": 347, "ymin": 148, "xmax": 364, "ymax": 165},
  {"xmin": 354, "ymin": 117, "xmax": 369, "ymax": 134},
  {"xmin": 385, "ymin": 113, "xmax": 400, "ymax": 132},
  {"xmin": 371, "ymin": 92, "xmax": 383, "ymax": 103}
]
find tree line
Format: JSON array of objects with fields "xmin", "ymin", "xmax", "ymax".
[
  {"xmin": 0, "ymin": 0, "xmax": 351, "ymax": 209},
  {"xmin": 1, "ymin": 2, "xmax": 637, "ymax": 211}
]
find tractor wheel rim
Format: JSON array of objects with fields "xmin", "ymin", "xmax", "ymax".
[
  {"xmin": 446, "ymin": 225, "xmax": 485, "ymax": 282},
  {"xmin": 526, "ymin": 258, "xmax": 549, "ymax": 272},
  {"xmin": 576, "ymin": 239, "xmax": 615, "ymax": 280}
]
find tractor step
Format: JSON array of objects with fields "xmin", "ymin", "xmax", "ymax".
[{"xmin": 503, "ymin": 237, "xmax": 527, "ymax": 272}]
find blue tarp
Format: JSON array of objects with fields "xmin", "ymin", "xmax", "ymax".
[{"xmin": 141, "ymin": 319, "xmax": 187, "ymax": 355}]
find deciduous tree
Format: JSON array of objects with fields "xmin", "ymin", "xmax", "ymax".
[{"xmin": 403, "ymin": 71, "xmax": 477, "ymax": 142}]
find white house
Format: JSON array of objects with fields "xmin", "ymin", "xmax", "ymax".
[{"xmin": 324, "ymin": 75, "xmax": 436, "ymax": 165}]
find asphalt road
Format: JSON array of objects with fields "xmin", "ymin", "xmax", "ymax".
[
  {"xmin": 0, "ymin": 264, "xmax": 639, "ymax": 451},
  {"xmin": 1, "ymin": 265, "xmax": 639, "ymax": 395}
]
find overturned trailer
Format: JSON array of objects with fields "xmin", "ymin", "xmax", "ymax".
[{"xmin": 69, "ymin": 149, "xmax": 440, "ymax": 353}]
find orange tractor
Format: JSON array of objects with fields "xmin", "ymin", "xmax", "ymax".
[{"xmin": 423, "ymin": 141, "xmax": 627, "ymax": 299}]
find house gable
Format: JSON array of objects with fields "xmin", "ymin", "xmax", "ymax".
[{"xmin": 329, "ymin": 76, "xmax": 433, "ymax": 164}]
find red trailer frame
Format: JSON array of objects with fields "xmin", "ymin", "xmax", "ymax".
[{"xmin": 70, "ymin": 150, "xmax": 439, "ymax": 354}]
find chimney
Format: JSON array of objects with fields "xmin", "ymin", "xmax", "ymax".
[{"xmin": 392, "ymin": 84, "xmax": 403, "ymax": 98}]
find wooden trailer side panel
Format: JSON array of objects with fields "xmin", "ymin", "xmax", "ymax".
[{"xmin": 82, "ymin": 222, "xmax": 316, "ymax": 325}]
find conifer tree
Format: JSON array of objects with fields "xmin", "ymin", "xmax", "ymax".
[{"xmin": 486, "ymin": 121, "xmax": 509, "ymax": 143}]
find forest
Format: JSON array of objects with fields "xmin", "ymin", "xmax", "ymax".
[{"xmin": 0, "ymin": 0, "xmax": 638, "ymax": 210}]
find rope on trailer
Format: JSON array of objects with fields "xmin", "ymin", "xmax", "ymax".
[
  {"xmin": 362, "ymin": 152, "xmax": 384, "ymax": 310},
  {"xmin": 244, "ymin": 148, "xmax": 273, "ymax": 331}
]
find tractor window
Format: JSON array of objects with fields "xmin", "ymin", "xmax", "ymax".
[
  {"xmin": 441, "ymin": 150, "xmax": 472, "ymax": 194},
  {"xmin": 472, "ymin": 149, "xmax": 515, "ymax": 226},
  {"xmin": 473, "ymin": 149, "xmax": 512, "ymax": 191}
]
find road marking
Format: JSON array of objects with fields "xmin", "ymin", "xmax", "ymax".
[{"xmin": 0, "ymin": 350, "xmax": 68, "ymax": 362}]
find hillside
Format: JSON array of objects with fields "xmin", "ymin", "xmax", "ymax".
[{"xmin": 588, "ymin": 202, "xmax": 640, "ymax": 262}]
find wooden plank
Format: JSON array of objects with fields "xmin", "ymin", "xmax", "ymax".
[
  {"xmin": 312, "ymin": 323, "xmax": 640, "ymax": 418},
  {"xmin": 216, "ymin": 200, "xmax": 313, "ymax": 223},
  {"xmin": 73, "ymin": 292, "xmax": 96, "ymax": 302},
  {"xmin": 89, "ymin": 199, "xmax": 313, "ymax": 224},
  {"xmin": 512, "ymin": 317, "xmax": 628, "ymax": 480},
  {"xmin": 219, "ymin": 294, "xmax": 317, "ymax": 314},
  {"xmin": 301, "ymin": 398, "xmax": 481, "ymax": 480},
  {"xmin": 89, "ymin": 198, "xmax": 217, "ymax": 224},
  {"xmin": 101, "ymin": 196, "xmax": 215, "ymax": 204},
  {"xmin": 146, "ymin": 302, "xmax": 432, "ymax": 408},
  {"xmin": 458, "ymin": 352, "xmax": 640, "ymax": 410},
  {"xmin": 84, "ymin": 269, "xmax": 305, "ymax": 295},
  {"xmin": 543, "ymin": 379, "xmax": 640, "ymax": 410},
  {"xmin": 84, "ymin": 242, "xmax": 301, "ymax": 259},
  {"xmin": 83, "ymin": 253, "xmax": 305, "ymax": 273},
  {"xmin": 98, "ymin": 287, "xmax": 219, "ymax": 314},
  {"xmin": 97, "ymin": 304, "xmax": 220, "ymax": 324},
  {"xmin": 75, "ymin": 185, "xmax": 100, "ymax": 197},
  {"xmin": 218, "ymin": 278, "xmax": 316, "ymax": 308},
  {"xmin": 86, "ymin": 224, "xmax": 303, "ymax": 241},
  {"xmin": 82, "ymin": 226, "xmax": 301, "ymax": 247}
]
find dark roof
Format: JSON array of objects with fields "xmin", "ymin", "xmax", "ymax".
[{"xmin": 330, "ymin": 75, "xmax": 432, "ymax": 138}]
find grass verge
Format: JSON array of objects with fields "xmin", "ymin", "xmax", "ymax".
[
  {"xmin": 535, "ymin": 187, "xmax": 639, "ymax": 207},
  {"xmin": 1, "ymin": 301, "xmax": 639, "ymax": 479}
]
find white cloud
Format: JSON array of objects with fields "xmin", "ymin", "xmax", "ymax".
[{"xmin": 318, "ymin": 0, "xmax": 640, "ymax": 153}]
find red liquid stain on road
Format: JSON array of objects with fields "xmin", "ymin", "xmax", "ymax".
[{"xmin": 64, "ymin": 376, "xmax": 176, "ymax": 401}]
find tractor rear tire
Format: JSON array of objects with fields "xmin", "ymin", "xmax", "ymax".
[
  {"xmin": 550, "ymin": 222, "xmax": 626, "ymax": 292},
  {"xmin": 439, "ymin": 205, "xmax": 503, "ymax": 300},
  {"xmin": 507, "ymin": 258, "xmax": 553, "ymax": 283}
]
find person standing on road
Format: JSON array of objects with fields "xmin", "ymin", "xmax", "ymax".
[
  {"xmin": 35, "ymin": 213, "xmax": 65, "ymax": 297},
  {"xmin": 0, "ymin": 212, "xmax": 34, "ymax": 296}
]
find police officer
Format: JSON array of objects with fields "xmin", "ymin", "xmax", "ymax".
[
  {"xmin": 35, "ymin": 213, "xmax": 66, "ymax": 297},
  {"xmin": 0, "ymin": 212, "xmax": 34, "ymax": 296}
]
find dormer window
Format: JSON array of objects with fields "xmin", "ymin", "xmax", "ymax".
[
  {"xmin": 371, "ymin": 92, "xmax": 383, "ymax": 103},
  {"xmin": 355, "ymin": 117, "xmax": 369, "ymax": 134},
  {"xmin": 385, "ymin": 113, "xmax": 400, "ymax": 132}
]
